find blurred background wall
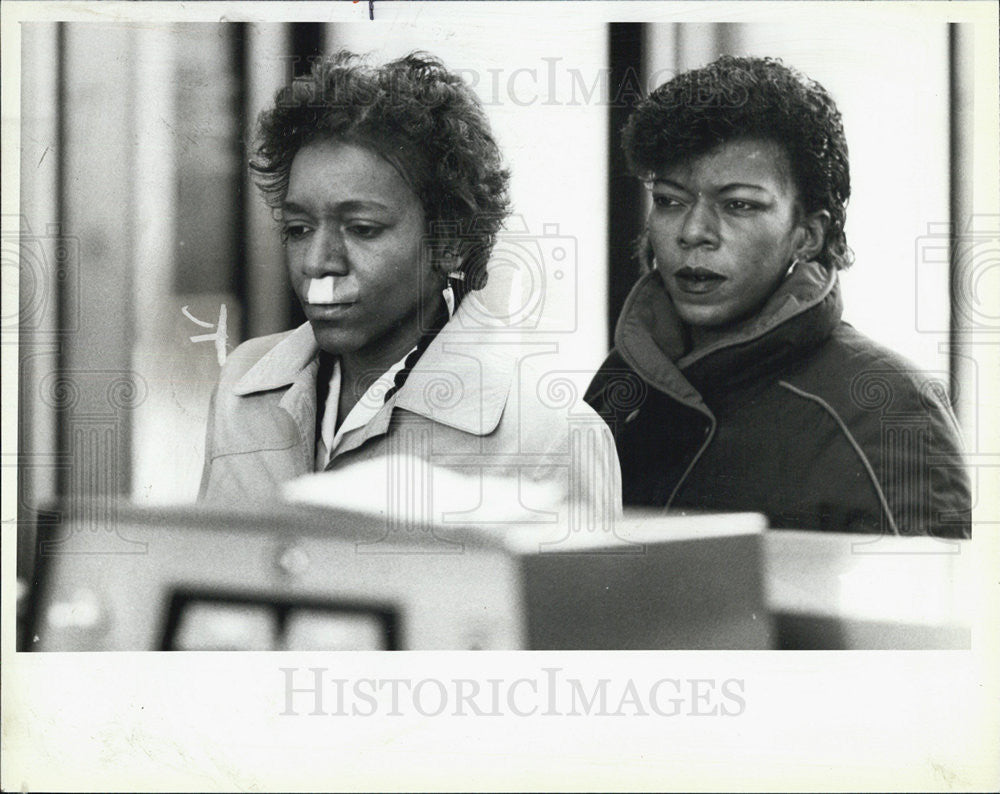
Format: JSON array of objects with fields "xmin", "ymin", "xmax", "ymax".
[{"xmin": 16, "ymin": 20, "xmax": 971, "ymax": 578}]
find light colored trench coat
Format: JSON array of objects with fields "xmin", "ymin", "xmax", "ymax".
[{"xmin": 199, "ymin": 309, "xmax": 622, "ymax": 534}]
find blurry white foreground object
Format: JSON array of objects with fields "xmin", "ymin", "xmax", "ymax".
[
  {"xmin": 30, "ymin": 502, "xmax": 773, "ymax": 650},
  {"xmin": 282, "ymin": 454, "xmax": 565, "ymax": 529},
  {"xmin": 283, "ymin": 610, "xmax": 387, "ymax": 651},
  {"xmin": 173, "ymin": 602, "xmax": 277, "ymax": 651}
]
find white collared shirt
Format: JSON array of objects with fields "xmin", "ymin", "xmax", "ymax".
[{"xmin": 315, "ymin": 350, "xmax": 414, "ymax": 471}]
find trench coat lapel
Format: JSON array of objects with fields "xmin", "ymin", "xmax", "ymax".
[
  {"xmin": 230, "ymin": 315, "xmax": 515, "ymax": 468},
  {"xmin": 233, "ymin": 322, "xmax": 320, "ymax": 473}
]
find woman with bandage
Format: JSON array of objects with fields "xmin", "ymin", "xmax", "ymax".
[{"xmin": 199, "ymin": 52, "xmax": 621, "ymax": 529}]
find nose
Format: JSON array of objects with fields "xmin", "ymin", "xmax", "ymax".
[
  {"xmin": 677, "ymin": 200, "xmax": 719, "ymax": 249},
  {"xmin": 302, "ymin": 225, "xmax": 349, "ymax": 278}
]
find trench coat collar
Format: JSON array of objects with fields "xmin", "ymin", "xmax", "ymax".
[
  {"xmin": 613, "ymin": 259, "xmax": 842, "ymax": 402},
  {"xmin": 233, "ymin": 322, "xmax": 318, "ymax": 396},
  {"xmin": 232, "ymin": 308, "xmax": 513, "ymax": 437}
]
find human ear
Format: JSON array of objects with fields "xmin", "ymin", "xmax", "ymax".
[
  {"xmin": 430, "ymin": 245, "xmax": 461, "ymax": 279},
  {"xmin": 794, "ymin": 209, "xmax": 831, "ymax": 263}
]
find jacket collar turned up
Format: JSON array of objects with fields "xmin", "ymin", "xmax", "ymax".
[{"xmin": 613, "ymin": 260, "xmax": 843, "ymax": 409}]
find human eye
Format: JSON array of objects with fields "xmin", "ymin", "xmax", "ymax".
[
  {"xmin": 652, "ymin": 194, "xmax": 683, "ymax": 210},
  {"xmin": 281, "ymin": 222, "xmax": 312, "ymax": 244},
  {"xmin": 346, "ymin": 221, "xmax": 385, "ymax": 240},
  {"xmin": 724, "ymin": 199, "xmax": 762, "ymax": 212}
]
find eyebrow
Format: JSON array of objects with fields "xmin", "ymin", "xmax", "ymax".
[
  {"xmin": 651, "ymin": 178, "xmax": 771, "ymax": 194},
  {"xmin": 719, "ymin": 183, "xmax": 772, "ymax": 193},
  {"xmin": 281, "ymin": 199, "xmax": 393, "ymax": 214}
]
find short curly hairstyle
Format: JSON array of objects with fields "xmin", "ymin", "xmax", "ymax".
[
  {"xmin": 251, "ymin": 51, "xmax": 511, "ymax": 296},
  {"xmin": 623, "ymin": 55, "xmax": 853, "ymax": 270}
]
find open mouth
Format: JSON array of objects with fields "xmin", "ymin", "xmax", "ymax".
[{"xmin": 673, "ymin": 267, "xmax": 727, "ymax": 293}]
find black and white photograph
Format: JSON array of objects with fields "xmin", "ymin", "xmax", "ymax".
[{"xmin": 3, "ymin": 1, "xmax": 998, "ymax": 790}]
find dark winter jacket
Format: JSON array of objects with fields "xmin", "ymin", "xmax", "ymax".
[{"xmin": 585, "ymin": 261, "xmax": 970, "ymax": 537}]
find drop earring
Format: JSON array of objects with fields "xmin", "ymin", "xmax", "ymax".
[
  {"xmin": 442, "ymin": 269, "xmax": 464, "ymax": 319},
  {"xmin": 786, "ymin": 256, "xmax": 803, "ymax": 278}
]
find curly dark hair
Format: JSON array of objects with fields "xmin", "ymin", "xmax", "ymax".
[
  {"xmin": 623, "ymin": 55, "xmax": 853, "ymax": 270},
  {"xmin": 250, "ymin": 51, "xmax": 511, "ymax": 297}
]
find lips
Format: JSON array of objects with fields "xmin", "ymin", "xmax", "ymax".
[
  {"xmin": 303, "ymin": 302, "xmax": 355, "ymax": 322},
  {"xmin": 672, "ymin": 266, "xmax": 727, "ymax": 295}
]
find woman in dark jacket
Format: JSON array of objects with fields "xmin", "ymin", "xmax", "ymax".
[{"xmin": 585, "ymin": 56, "xmax": 970, "ymax": 537}]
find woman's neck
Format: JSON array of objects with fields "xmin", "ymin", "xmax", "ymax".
[
  {"xmin": 687, "ymin": 324, "xmax": 730, "ymax": 354},
  {"xmin": 337, "ymin": 303, "xmax": 449, "ymax": 410},
  {"xmin": 686, "ymin": 313, "xmax": 761, "ymax": 356},
  {"xmin": 340, "ymin": 331, "xmax": 418, "ymax": 389},
  {"xmin": 333, "ymin": 336, "xmax": 418, "ymax": 433}
]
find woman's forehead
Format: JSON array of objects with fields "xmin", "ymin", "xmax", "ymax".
[
  {"xmin": 656, "ymin": 138, "xmax": 795, "ymax": 193},
  {"xmin": 285, "ymin": 139, "xmax": 420, "ymax": 209},
  {"xmin": 289, "ymin": 140, "xmax": 399, "ymax": 186}
]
